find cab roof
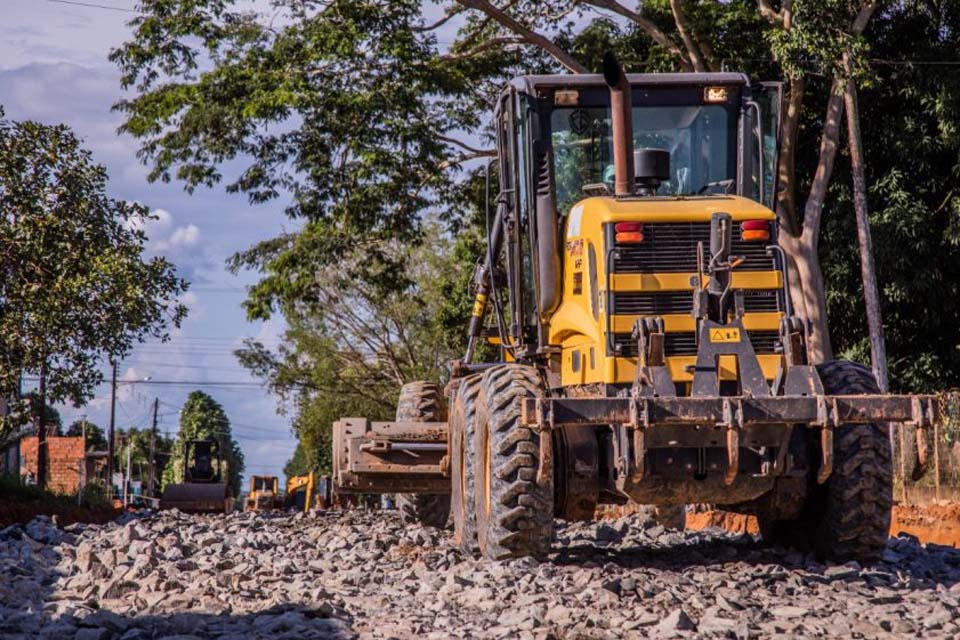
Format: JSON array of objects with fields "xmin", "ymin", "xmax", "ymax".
[{"xmin": 508, "ymin": 72, "xmax": 750, "ymax": 96}]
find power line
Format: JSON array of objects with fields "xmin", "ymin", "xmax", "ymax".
[
  {"xmin": 23, "ymin": 377, "xmax": 267, "ymax": 388},
  {"xmin": 134, "ymin": 380, "xmax": 266, "ymax": 387},
  {"xmin": 144, "ymin": 336, "xmax": 283, "ymax": 342},
  {"xmin": 870, "ymin": 59, "xmax": 960, "ymax": 66},
  {"xmin": 46, "ymin": 0, "xmax": 136, "ymax": 12},
  {"xmin": 113, "ymin": 362, "xmax": 258, "ymax": 374}
]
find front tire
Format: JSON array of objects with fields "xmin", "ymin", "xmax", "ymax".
[
  {"xmin": 473, "ymin": 365, "xmax": 554, "ymax": 560},
  {"xmin": 759, "ymin": 361, "xmax": 893, "ymax": 562},
  {"xmin": 395, "ymin": 382, "xmax": 450, "ymax": 529},
  {"xmin": 451, "ymin": 375, "xmax": 483, "ymax": 551}
]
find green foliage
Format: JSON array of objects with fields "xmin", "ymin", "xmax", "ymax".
[
  {"xmin": 236, "ymin": 219, "xmax": 481, "ymax": 473},
  {"xmin": 78, "ymin": 482, "xmax": 111, "ymax": 509},
  {"xmin": 111, "ymin": 0, "xmax": 514, "ymax": 320},
  {"xmin": 116, "ymin": 426, "xmax": 175, "ymax": 483},
  {"xmin": 118, "ymin": 1, "xmax": 960, "ymax": 442},
  {"xmin": 161, "ymin": 391, "xmax": 244, "ymax": 496},
  {"xmin": 65, "ymin": 419, "xmax": 107, "ymax": 452},
  {"xmin": 0, "ymin": 474, "xmax": 113, "ymax": 509},
  {"xmin": 21, "ymin": 391, "xmax": 62, "ymax": 434},
  {"xmin": 823, "ymin": 1, "xmax": 960, "ymax": 392},
  {"xmin": 765, "ymin": 0, "xmax": 874, "ymax": 81},
  {"xmin": 0, "ymin": 110, "xmax": 187, "ymax": 433},
  {"xmin": 282, "ymin": 442, "xmax": 310, "ymax": 479}
]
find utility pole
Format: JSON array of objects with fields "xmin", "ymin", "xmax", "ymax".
[
  {"xmin": 107, "ymin": 360, "xmax": 117, "ymax": 498},
  {"xmin": 123, "ymin": 441, "xmax": 132, "ymax": 508},
  {"xmin": 148, "ymin": 397, "xmax": 158, "ymax": 499},
  {"xmin": 79, "ymin": 417, "xmax": 87, "ymax": 505},
  {"xmin": 37, "ymin": 360, "xmax": 47, "ymax": 490}
]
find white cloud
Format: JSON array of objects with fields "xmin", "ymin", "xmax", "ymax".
[
  {"xmin": 179, "ymin": 291, "xmax": 200, "ymax": 307},
  {"xmin": 150, "ymin": 207, "xmax": 173, "ymax": 230},
  {"xmin": 2, "ymin": 19, "xmax": 292, "ymax": 479},
  {"xmin": 141, "ymin": 209, "xmax": 201, "ymax": 253},
  {"xmin": 168, "ymin": 224, "xmax": 200, "ymax": 247}
]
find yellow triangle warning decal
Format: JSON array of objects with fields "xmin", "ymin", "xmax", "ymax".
[{"xmin": 709, "ymin": 328, "xmax": 741, "ymax": 343}]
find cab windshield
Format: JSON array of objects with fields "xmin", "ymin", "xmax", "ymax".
[{"xmin": 551, "ymin": 104, "xmax": 734, "ymax": 214}]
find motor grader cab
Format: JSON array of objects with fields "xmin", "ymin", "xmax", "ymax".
[
  {"xmin": 334, "ymin": 54, "xmax": 940, "ymax": 561},
  {"xmin": 160, "ymin": 439, "xmax": 233, "ymax": 513}
]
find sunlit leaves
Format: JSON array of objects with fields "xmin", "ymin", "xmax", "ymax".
[{"xmin": 0, "ymin": 111, "xmax": 187, "ymax": 424}]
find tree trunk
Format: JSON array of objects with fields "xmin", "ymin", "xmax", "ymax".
[
  {"xmin": 844, "ymin": 75, "xmax": 889, "ymax": 392},
  {"xmin": 788, "ymin": 78, "xmax": 847, "ymax": 363},
  {"xmin": 792, "ymin": 234, "xmax": 833, "ymax": 362},
  {"xmin": 774, "ymin": 78, "xmax": 812, "ymax": 326},
  {"xmin": 455, "ymin": 0, "xmax": 588, "ymax": 73}
]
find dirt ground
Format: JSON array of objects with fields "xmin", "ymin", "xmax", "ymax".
[
  {"xmin": 889, "ymin": 502, "xmax": 960, "ymax": 547},
  {"xmin": 686, "ymin": 502, "xmax": 960, "ymax": 548},
  {"xmin": 686, "ymin": 509, "xmax": 760, "ymax": 535}
]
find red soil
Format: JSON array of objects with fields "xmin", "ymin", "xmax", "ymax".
[
  {"xmin": 685, "ymin": 503, "xmax": 960, "ymax": 548},
  {"xmin": 889, "ymin": 502, "xmax": 960, "ymax": 548},
  {"xmin": 686, "ymin": 510, "xmax": 759, "ymax": 534}
]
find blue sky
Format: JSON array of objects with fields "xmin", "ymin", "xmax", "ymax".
[
  {"xmin": 0, "ymin": 0, "xmax": 482, "ymax": 484},
  {"xmin": 1, "ymin": 0, "xmax": 297, "ymax": 481}
]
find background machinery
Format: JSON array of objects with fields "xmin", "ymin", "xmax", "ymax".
[
  {"xmin": 160, "ymin": 438, "xmax": 233, "ymax": 514},
  {"xmin": 333, "ymin": 54, "xmax": 939, "ymax": 561},
  {"xmin": 285, "ymin": 471, "xmax": 315, "ymax": 511},
  {"xmin": 246, "ymin": 475, "xmax": 279, "ymax": 511}
]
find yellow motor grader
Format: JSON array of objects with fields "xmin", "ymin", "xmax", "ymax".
[{"xmin": 333, "ymin": 54, "xmax": 939, "ymax": 561}]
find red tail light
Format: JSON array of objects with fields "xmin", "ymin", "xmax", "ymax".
[
  {"xmin": 614, "ymin": 222, "xmax": 643, "ymax": 243},
  {"xmin": 741, "ymin": 219, "xmax": 770, "ymax": 242}
]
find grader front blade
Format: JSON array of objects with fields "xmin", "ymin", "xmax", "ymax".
[{"xmin": 332, "ymin": 417, "xmax": 448, "ymax": 494}]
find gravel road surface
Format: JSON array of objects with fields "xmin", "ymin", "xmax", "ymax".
[{"xmin": 2, "ymin": 508, "xmax": 960, "ymax": 638}]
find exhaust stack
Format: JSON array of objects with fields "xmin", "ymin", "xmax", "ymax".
[{"xmin": 602, "ymin": 52, "xmax": 634, "ymax": 197}]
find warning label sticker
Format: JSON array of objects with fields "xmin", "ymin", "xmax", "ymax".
[{"xmin": 709, "ymin": 328, "xmax": 741, "ymax": 343}]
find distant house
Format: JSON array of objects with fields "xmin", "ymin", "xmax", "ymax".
[{"xmin": 0, "ymin": 428, "xmax": 104, "ymax": 494}]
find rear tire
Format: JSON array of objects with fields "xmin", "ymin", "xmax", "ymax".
[
  {"xmin": 395, "ymin": 382, "xmax": 450, "ymax": 529},
  {"xmin": 451, "ymin": 375, "xmax": 483, "ymax": 551},
  {"xmin": 759, "ymin": 361, "xmax": 893, "ymax": 562},
  {"xmin": 473, "ymin": 365, "xmax": 554, "ymax": 560}
]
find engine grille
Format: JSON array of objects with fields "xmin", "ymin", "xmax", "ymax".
[
  {"xmin": 613, "ymin": 330, "xmax": 781, "ymax": 357},
  {"xmin": 611, "ymin": 222, "xmax": 775, "ymax": 273},
  {"xmin": 611, "ymin": 289, "xmax": 780, "ymax": 315}
]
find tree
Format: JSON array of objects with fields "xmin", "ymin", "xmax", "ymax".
[
  {"xmin": 283, "ymin": 442, "xmax": 309, "ymax": 479},
  {"xmin": 822, "ymin": 0, "xmax": 960, "ymax": 392},
  {"xmin": 117, "ymin": 426, "xmax": 175, "ymax": 484},
  {"xmin": 236, "ymin": 221, "xmax": 481, "ymax": 474},
  {"xmin": 66, "ymin": 419, "xmax": 107, "ymax": 452},
  {"xmin": 0, "ymin": 110, "xmax": 188, "ymax": 436},
  {"xmin": 759, "ymin": 0, "xmax": 880, "ymax": 362},
  {"xmin": 23, "ymin": 391, "xmax": 61, "ymax": 435},
  {"xmin": 161, "ymin": 391, "xmax": 244, "ymax": 497},
  {"xmin": 111, "ymin": 0, "xmax": 506, "ymax": 320},
  {"xmin": 116, "ymin": 2, "xmax": 960, "ymax": 394}
]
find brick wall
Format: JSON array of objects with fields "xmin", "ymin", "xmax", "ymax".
[{"xmin": 20, "ymin": 436, "xmax": 85, "ymax": 494}]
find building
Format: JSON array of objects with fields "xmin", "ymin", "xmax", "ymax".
[{"xmin": 0, "ymin": 429, "xmax": 104, "ymax": 494}]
